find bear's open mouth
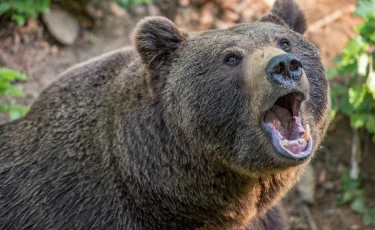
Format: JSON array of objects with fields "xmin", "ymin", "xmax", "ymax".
[{"xmin": 262, "ymin": 92, "xmax": 313, "ymax": 159}]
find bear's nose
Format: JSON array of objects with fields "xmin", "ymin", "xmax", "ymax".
[{"xmin": 266, "ymin": 54, "xmax": 303, "ymax": 85}]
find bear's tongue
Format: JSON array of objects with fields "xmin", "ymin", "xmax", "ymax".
[{"xmin": 264, "ymin": 104, "xmax": 310, "ymax": 154}]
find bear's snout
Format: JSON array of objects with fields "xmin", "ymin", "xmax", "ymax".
[
  {"xmin": 266, "ymin": 53, "xmax": 303, "ymax": 86},
  {"xmin": 244, "ymin": 47, "xmax": 310, "ymax": 112}
]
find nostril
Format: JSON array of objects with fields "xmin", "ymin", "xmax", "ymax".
[
  {"xmin": 289, "ymin": 60, "xmax": 302, "ymax": 72},
  {"xmin": 272, "ymin": 63, "xmax": 284, "ymax": 75}
]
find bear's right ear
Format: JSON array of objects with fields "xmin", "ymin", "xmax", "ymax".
[
  {"xmin": 133, "ymin": 16, "xmax": 188, "ymax": 72},
  {"xmin": 260, "ymin": 0, "xmax": 306, "ymax": 34}
]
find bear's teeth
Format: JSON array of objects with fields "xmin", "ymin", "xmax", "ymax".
[
  {"xmin": 273, "ymin": 119, "xmax": 281, "ymax": 129},
  {"xmin": 303, "ymin": 124, "xmax": 310, "ymax": 142},
  {"xmin": 282, "ymin": 139, "xmax": 303, "ymax": 147}
]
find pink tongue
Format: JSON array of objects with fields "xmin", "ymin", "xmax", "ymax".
[
  {"xmin": 264, "ymin": 105, "xmax": 305, "ymax": 140},
  {"xmin": 286, "ymin": 143, "xmax": 308, "ymax": 154}
]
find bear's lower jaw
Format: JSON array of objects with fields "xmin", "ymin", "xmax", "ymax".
[{"xmin": 262, "ymin": 92, "xmax": 313, "ymax": 159}]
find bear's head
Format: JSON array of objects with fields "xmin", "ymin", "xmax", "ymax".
[{"xmin": 133, "ymin": 0, "xmax": 330, "ymax": 174}]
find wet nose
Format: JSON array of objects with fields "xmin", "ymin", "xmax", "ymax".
[{"xmin": 266, "ymin": 54, "xmax": 303, "ymax": 85}]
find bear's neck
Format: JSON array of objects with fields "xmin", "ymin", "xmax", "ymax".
[{"xmin": 113, "ymin": 103, "xmax": 302, "ymax": 229}]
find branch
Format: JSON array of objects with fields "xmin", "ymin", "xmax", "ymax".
[{"xmin": 350, "ymin": 128, "xmax": 361, "ymax": 180}]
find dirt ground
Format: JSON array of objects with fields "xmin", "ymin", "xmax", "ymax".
[{"xmin": 0, "ymin": 0, "xmax": 374, "ymax": 229}]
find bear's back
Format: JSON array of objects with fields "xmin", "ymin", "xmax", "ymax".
[
  {"xmin": 0, "ymin": 47, "xmax": 144, "ymax": 154},
  {"xmin": 0, "ymin": 47, "xmax": 146, "ymax": 229}
]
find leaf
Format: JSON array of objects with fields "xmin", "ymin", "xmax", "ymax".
[
  {"xmin": 5, "ymin": 85, "xmax": 24, "ymax": 97},
  {"xmin": 348, "ymin": 85, "xmax": 367, "ymax": 108},
  {"xmin": 365, "ymin": 115, "xmax": 375, "ymax": 134},
  {"xmin": 351, "ymin": 197, "xmax": 367, "ymax": 214},
  {"xmin": 341, "ymin": 169, "xmax": 359, "ymax": 190},
  {"xmin": 0, "ymin": 3, "xmax": 10, "ymax": 16},
  {"xmin": 136, "ymin": 0, "xmax": 152, "ymax": 4},
  {"xmin": 0, "ymin": 104, "xmax": 10, "ymax": 113},
  {"xmin": 342, "ymin": 37, "xmax": 369, "ymax": 65},
  {"xmin": 0, "ymin": 82, "xmax": 10, "ymax": 94},
  {"xmin": 338, "ymin": 190, "xmax": 354, "ymax": 205},
  {"xmin": 355, "ymin": 93, "xmax": 373, "ymax": 111},
  {"xmin": 116, "ymin": 0, "xmax": 133, "ymax": 8},
  {"xmin": 9, "ymin": 110, "xmax": 23, "ymax": 120},
  {"xmin": 367, "ymin": 72, "xmax": 375, "ymax": 99},
  {"xmin": 11, "ymin": 14, "xmax": 26, "ymax": 26},
  {"xmin": 8, "ymin": 104, "xmax": 28, "ymax": 120},
  {"xmin": 358, "ymin": 53, "xmax": 369, "ymax": 76},
  {"xmin": 340, "ymin": 94, "xmax": 355, "ymax": 115},
  {"xmin": 351, "ymin": 113, "xmax": 367, "ymax": 128},
  {"xmin": 356, "ymin": 20, "xmax": 375, "ymax": 42},
  {"xmin": 363, "ymin": 208, "xmax": 375, "ymax": 227},
  {"xmin": 331, "ymin": 84, "xmax": 347, "ymax": 97},
  {"xmin": 337, "ymin": 61, "xmax": 357, "ymax": 75},
  {"xmin": 330, "ymin": 109, "xmax": 337, "ymax": 121},
  {"xmin": 0, "ymin": 68, "xmax": 27, "ymax": 81},
  {"xmin": 326, "ymin": 68, "xmax": 338, "ymax": 79},
  {"xmin": 355, "ymin": 0, "xmax": 375, "ymax": 20},
  {"xmin": 116, "ymin": 0, "xmax": 150, "ymax": 8}
]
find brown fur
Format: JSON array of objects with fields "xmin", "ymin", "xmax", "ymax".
[{"xmin": 0, "ymin": 1, "xmax": 330, "ymax": 229}]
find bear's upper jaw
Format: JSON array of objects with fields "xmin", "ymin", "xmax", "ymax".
[{"xmin": 262, "ymin": 92, "xmax": 313, "ymax": 159}]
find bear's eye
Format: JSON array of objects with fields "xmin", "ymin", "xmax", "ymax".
[
  {"xmin": 278, "ymin": 39, "xmax": 291, "ymax": 52},
  {"xmin": 225, "ymin": 54, "xmax": 241, "ymax": 66}
]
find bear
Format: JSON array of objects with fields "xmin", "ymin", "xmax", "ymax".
[{"xmin": 0, "ymin": 0, "xmax": 330, "ymax": 229}]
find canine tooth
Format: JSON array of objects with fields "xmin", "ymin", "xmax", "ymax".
[
  {"xmin": 303, "ymin": 124, "xmax": 310, "ymax": 142},
  {"xmin": 273, "ymin": 120, "xmax": 281, "ymax": 129},
  {"xmin": 282, "ymin": 140, "xmax": 288, "ymax": 146}
]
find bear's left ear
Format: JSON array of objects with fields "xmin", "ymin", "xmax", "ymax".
[
  {"xmin": 260, "ymin": 0, "xmax": 306, "ymax": 34},
  {"xmin": 133, "ymin": 16, "xmax": 188, "ymax": 72}
]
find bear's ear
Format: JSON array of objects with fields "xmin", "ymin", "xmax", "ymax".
[
  {"xmin": 133, "ymin": 16, "xmax": 188, "ymax": 72},
  {"xmin": 260, "ymin": 0, "xmax": 306, "ymax": 34}
]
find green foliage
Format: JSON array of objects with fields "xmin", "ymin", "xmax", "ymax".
[
  {"xmin": 0, "ymin": 67, "xmax": 28, "ymax": 120},
  {"xmin": 364, "ymin": 208, "xmax": 375, "ymax": 226},
  {"xmin": 338, "ymin": 169, "xmax": 375, "ymax": 227},
  {"xmin": 329, "ymin": 0, "xmax": 375, "ymax": 142},
  {"xmin": 331, "ymin": 1, "xmax": 375, "ymax": 226},
  {"xmin": 0, "ymin": 0, "xmax": 152, "ymax": 27},
  {"xmin": 116, "ymin": 0, "xmax": 152, "ymax": 8},
  {"xmin": 0, "ymin": 0, "xmax": 51, "ymax": 26}
]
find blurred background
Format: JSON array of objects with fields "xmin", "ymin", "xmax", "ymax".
[{"xmin": 0, "ymin": 0, "xmax": 374, "ymax": 229}]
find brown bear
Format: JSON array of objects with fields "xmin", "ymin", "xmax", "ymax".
[{"xmin": 0, "ymin": 0, "xmax": 330, "ymax": 229}]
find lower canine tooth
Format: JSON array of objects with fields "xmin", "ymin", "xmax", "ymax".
[{"xmin": 303, "ymin": 124, "xmax": 310, "ymax": 142}]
